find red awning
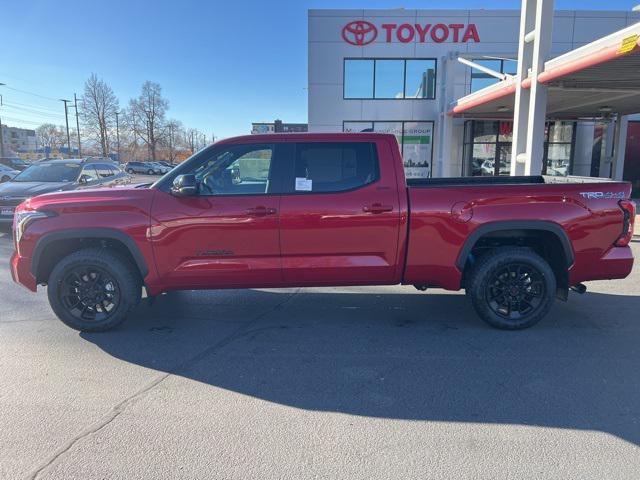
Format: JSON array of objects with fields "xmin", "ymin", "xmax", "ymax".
[{"xmin": 451, "ymin": 24, "xmax": 640, "ymax": 119}]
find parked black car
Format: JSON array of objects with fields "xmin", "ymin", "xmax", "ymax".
[
  {"xmin": 0, "ymin": 158, "xmax": 130, "ymax": 225},
  {"xmin": 0, "ymin": 157, "xmax": 30, "ymax": 171}
]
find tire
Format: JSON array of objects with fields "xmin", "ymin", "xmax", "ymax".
[
  {"xmin": 126, "ymin": 168, "xmax": 134, "ymax": 174},
  {"xmin": 47, "ymin": 247, "xmax": 141, "ymax": 332},
  {"xmin": 147, "ymin": 169, "xmax": 154, "ymax": 175},
  {"xmin": 466, "ymin": 247, "xmax": 556, "ymax": 330}
]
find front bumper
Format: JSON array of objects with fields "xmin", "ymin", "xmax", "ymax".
[{"xmin": 10, "ymin": 251, "xmax": 37, "ymax": 292}]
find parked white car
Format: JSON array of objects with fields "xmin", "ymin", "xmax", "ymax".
[{"xmin": 0, "ymin": 164, "xmax": 20, "ymax": 183}]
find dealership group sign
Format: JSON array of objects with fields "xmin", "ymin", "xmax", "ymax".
[{"xmin": 341, "ymin": 20, "xmax": 480, "ymax": 45}]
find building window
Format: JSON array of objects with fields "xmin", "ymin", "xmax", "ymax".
[
  {"xmin": 343, "ymin": 120, "xmax": 434, "ymax": 178},
  {"xmin": 344, "ymin": 60, "xmax": 374, "ymax": 98},
  {"xmin": 344, "ymin": 58, "xmax": 436, "ymax": 100},
  {"xmin": 374, "ymin": 60, "xmax": 404, "ymax": 99},
  {"xmin": 462, "ymin": 120, "xmax": 576, "ymax": 176},
  {"xmin": 470, "ymin": 59, "xmax": 517, "ymax": 93}
]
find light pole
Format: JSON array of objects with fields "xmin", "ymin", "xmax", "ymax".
[
  {"xmin": 73, "ymin": 93, "xmax": 81, "ymax": 157},
  {"xmin": 60, "ymin": 99, "xmax": 72, "ymax": 156}
]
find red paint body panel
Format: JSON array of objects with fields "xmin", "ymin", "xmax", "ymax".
[
  {"xmin": 8, "ymin": 133, "xmax": 634, "ymax": 297},
  {"xmin": 149, "ymin": 190, "xmax": 281, "ymax": 290}
]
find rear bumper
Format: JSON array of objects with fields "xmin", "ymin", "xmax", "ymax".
[
  {"xmin": 570, "ymin": 246, "xmax": 634, "ymax": 284},
  {"xmin": 10, "ymin": 251, "xmax": 37, "ymax": 292}
]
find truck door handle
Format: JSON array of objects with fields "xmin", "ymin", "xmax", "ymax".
[
  {"xmin": 363, "ymin": 203, "xmax": 393, "ymax": 214},
  {"xmin": 246, "ymin": 206, "xmax": 277, "ymax": 216}
]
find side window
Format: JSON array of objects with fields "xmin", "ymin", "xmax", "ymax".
[
  {"xmin": 79, "ymin": 165, "xmax": 99, "ymax": 182},
  {"xmin": 293, "ymin": 142, "xmax": 379, "ymax": 193},
  {"xmin": 96, "ymin": 164, "xmax": 114, "ymax": 178},
  {"xmin": 192, "ymin": 144, "xmax": 273, "ymax": 196}
]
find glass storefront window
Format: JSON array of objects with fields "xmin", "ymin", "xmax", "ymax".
[
  {"xmin": 548, "ymin": 121, "xmax": 573, "ymax": 142},
  {"xmin": 472, "ymin": 121, "xmax": 498, "ymax": 143},
  {"xmin": 402, "ymin": 122, "xmax": 433, "ymax": 178},
  {"xmin": 405, "ymin": 60, "xmax": 437, "ymax": 99},
  {"xmin": 373, "ymin": 122, "xmax": 403, "ymax": 151},
  {"xmin": 463, "ymin": 120, "xmax": 575, "ymax": 176},
  {"xmin": 343, "ymin": 121, "xmax": 373, "ymax": 133},
  {"xmin": 374, "ymin": 60, "xmax": 404, "ymax": 99},
  {"xmin": 546, "ymin": 144, "xmax": 572, "ymax": 176},
  {"xmin": 344, "ymin": 60, "xmax": 374, "ymax": 98}
]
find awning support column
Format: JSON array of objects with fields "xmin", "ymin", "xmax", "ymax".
[
  {"xmin": 611, "ymin": 115, "xmax": 629, "ymax": 180},
  {"xmin": 511, "ymin": 0, "xmax": 555, "ymax": 176}
]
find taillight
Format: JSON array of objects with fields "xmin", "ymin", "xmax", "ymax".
[{"xmin": 615, "ymin": 199, "xmax": 636, "ymax": 247}]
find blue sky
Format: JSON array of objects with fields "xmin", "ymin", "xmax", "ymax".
[{"xmin": 0, "ymin": 0, "xmax": 637, "ymax": 139}]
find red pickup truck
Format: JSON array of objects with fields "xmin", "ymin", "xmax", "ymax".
[{"xmin": 9, "ymin": 133, "xmax": 635, "ymax": 332}]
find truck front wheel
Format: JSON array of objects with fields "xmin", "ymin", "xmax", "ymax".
[
  {"xmin": 47, "ymin": 247, "xmax": 141, "ymax": 332},
  {"xmin": 466, "ymin": 247, "xmax": 556, "ymax": 330}
]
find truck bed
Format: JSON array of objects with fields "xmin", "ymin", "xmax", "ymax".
[{"xmin": 407, "ymin": 175, "xmax": 615, "ymax": 188}]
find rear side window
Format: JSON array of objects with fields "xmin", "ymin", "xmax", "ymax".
[
  {"xmin": 95, "ymin": 164, "xmax": 114, "ymax": 178},
  {"xmin": 292, "ymin": 142, "xmax": 378, "ymax": 193}
]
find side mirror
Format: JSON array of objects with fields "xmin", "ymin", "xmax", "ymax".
[
  {"xmin": 78, "ymin": 174, "xmax": 91, "ymax": 184},
  {"xmin": 171, "ymin": 174, "xmax": 198, "ymax": 197}
]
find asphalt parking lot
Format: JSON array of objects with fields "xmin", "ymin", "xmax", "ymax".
[{"xmin": 1, "ymin": 229, "xmax": 639, "ymax": 479}]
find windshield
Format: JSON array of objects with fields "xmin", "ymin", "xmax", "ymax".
[
  {"xmin": 3, "ymin": 158, "xmax": 28, "ymax": 167},
  {"xmin": 13, "ymin": 163, "xmax": 81, "ymax": 183}
]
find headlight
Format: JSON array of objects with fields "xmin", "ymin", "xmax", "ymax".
[{"xmin": 13, "ymin": 210, "xmax": 55, "ymax": 243}]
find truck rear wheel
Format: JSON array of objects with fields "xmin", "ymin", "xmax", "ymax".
[
  {"xmin": 466, "ymin": 247, "xmax": 555, "ymax": 330},
  {"xmin": 47, "ymin": 248, "xmax": 141, "ymax": 332}
]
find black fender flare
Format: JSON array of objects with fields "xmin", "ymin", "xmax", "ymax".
[
  {"xmin": 455, "ymin": 220, "xmax": 575, "ymax": 270},
  {"xmin": 31, "ymin": 228, "xmax": 149, "ymax": 278}
]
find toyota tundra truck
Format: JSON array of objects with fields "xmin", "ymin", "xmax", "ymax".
[{"xmin": 8, "ymin": 133, "xmax": 635, "ymax": 332}]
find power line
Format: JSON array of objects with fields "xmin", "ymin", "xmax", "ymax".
[
  {"xmin": 2, "ymin": 100, "xmax": 63, "ymax": 115},
  {"xmin": 2, "ymin": 104, "xmax": 65, "ymax": 120},
  {"xmin": 0, "ymin": 115, "xmax": 44, "ymax": 126},
  {"xmin": 1, "ymin": 85, "xmax": 60, "ymax": 102}
]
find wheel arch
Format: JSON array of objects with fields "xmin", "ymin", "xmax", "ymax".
[
  {"xmin": 31, "ymin": 228, "xmax": 149, "ymax": 284},
  {"xmin": 457, "ymin": 221, "xmax": 574, "ymax": 292}
]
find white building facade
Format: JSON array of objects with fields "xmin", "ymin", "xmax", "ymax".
[
  {"xmin": 308, "ymin": 9, "xmax": 640, "ymax": 180},
  {"xmin": 0, "ymin": 125, "xmax": 36, "ymax": 155}
]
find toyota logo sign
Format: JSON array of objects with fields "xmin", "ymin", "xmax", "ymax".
[
  {"xmin": 341, "ymin": 21, "xmax": 480, "ymax": 45},
  {"xmin": 341, "ymin": 21, "xmax": 378, "ymax": 46}
]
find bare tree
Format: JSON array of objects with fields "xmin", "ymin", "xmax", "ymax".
[
  {"xmin": 184, "ymin": 128, "xmax": 200, "ymax": 154},
  {"xmin": 82, "ymin": 73, "xmax": 119, "ymax": 157},
  {"xmin": 162, "ymin": 119, "xmax": 183, "ymax": 162},
  {"xmin": 36, "ymin": 124, "xmax": 66, "ymax": 157},
  {"xmin": 128, "ymin": 81, "xmax": 168, "ymax": 161}
]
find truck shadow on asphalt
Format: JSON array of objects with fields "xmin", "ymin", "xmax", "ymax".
[{"xmin": 78, "ymin": 287, "xmax": 639, "ymax": 445}]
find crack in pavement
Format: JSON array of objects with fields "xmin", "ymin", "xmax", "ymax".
[{"xmin": 26, "ymin": 288, "xmax": 301, "ymax": 480}]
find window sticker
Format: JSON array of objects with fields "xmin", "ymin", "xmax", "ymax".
[{"xmin": 295, "ymin": 177, "xmax": 312, "ymax": 191}]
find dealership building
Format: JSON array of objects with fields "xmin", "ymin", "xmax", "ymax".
[{"xmin": 308, "ymin": 8, "xmax": 640, "ymax": 188}]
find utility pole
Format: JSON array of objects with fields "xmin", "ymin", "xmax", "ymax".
[
  {"xmin": 73, "ymin": 93, "xmax": 82, "ymax": 157},
  {"xmin": 115, "ymin": 111, "xmax": 121, "ymax": 162},
  {"xmin": 0, "ymin": 83, "xmax": 5, "ymax": 157},
  {"xmin": 60, "ymin": 99, "xmax": 72, "ymax": 156}
]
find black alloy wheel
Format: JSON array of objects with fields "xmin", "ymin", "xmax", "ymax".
[
  {"xmin": 466, "ymin": 247, "xmax": 556, "ymax": 330},
  {"xmin": 485, "ymin": 262, "xmax": 545, "ymax": 321},
  {"xmin": 60, "ymin": 265, "xmax": 121, "ymax": 323},
  {"xmin": 47, "ymin": 248, "xmax": 141, "ymax": 332}
]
